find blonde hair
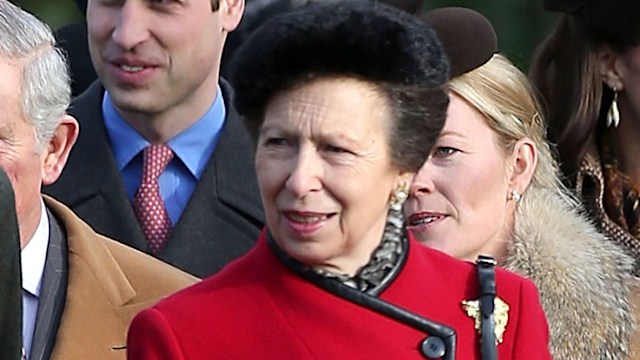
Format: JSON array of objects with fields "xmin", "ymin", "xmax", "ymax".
[{"xmin": 448, "ymin": 53, "xmax": 570, "ymax": 200}]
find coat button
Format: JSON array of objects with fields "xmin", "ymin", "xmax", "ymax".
[{"xmin": 420, "ymin": 336, "xmax": 446, "ymax": 359}]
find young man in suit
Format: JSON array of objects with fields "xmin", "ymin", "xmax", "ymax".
[
  {"xmin": 44, "ymin": 0, "xmax": 264, "ymax": 278},
  {"xmin": 0, "ymin": 2, "xmax": 197, "ymax": 358}
]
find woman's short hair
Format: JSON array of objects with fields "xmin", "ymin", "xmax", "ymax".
[{"xmin": 230, "ymin": 0, "xmax": 449, "ymax": 173}]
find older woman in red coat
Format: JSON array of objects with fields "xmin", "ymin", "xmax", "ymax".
[{"xmin": 126, "ymin": 2, "xmax": 552, "ymax": 359}]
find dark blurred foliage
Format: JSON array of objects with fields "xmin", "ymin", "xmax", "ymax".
[
  {"xmin": 14, "ymin": 0, "xmax": 82, "ymax": 30},
  {"xmin": 15, "ymin": 0, "xmax": 559, "ymax": 71}
]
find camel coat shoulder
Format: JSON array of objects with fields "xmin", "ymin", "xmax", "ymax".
[{"xmin": 43, "ymin": 196, "xmax": 198, "ymax": 360}]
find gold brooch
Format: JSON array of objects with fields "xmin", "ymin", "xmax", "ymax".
[{"xmin": 461, "ymin": 297, "xmax": 510, "ymax": 344}]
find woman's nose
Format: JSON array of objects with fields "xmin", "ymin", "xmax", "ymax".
[
  {"xmin": 285, "ymin": 149, "xmax": 323, "ymax": 198},
  {"xmin": 409, "ymin": 167, "xmax": 436, "ymax": 197}
]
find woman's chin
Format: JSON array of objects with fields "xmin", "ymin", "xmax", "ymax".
[
  {"xmin": 285, "ymin": 244, "xmax": 331, "ymax": 266},
  {"xmin": 410, "ymin": 233, "xmax": 456, "ymax": 256},
  {"xmin": 274, "ymin": 231, "xmax": 326, "ymax": 256},
  {"xmin": 408, "ymin": 227, "xmax": 440, "ymax": 244}
]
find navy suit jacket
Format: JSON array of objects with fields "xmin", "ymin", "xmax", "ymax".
[{"xmin": 44, "ymin": 80, "xmax": 264, "ymax": 277}]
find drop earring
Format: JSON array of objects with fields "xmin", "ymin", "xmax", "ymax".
[
  {"xmin": 606, "ymin": 87, "xmax": 620, "ymax": 128},
  {"xmin": 389, "ymin": 184, "xmax": 409, "ymax": 211},
  {"xmin": 384, "ymin": 183, "xmax": 408, "ymax": 247}
]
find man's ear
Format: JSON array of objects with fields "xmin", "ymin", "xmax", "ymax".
[
  {"xmin": 220, "ymin": 0, "xmax": 244, "ymax": 32},
  {"xmin": 599, "ymin": 46, "xmax": 624, "ymax": 91},
  {"xmin": 509, "ymin": 138, "xmax": 537, "ymax": 194},
  {"xmin": 42, "ymin": 115, "xmax": 79, "ymax": 185}
]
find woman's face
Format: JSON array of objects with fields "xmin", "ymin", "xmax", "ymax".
[
  {"xmin": 403, "ymin": 92, "xmax": 514, "ymax": 262},
  {"xmin": 256, "ymin": 77, "xmax": 406, "ymax": 275}
]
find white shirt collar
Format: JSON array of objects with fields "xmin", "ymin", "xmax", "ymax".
[{"xmin": 20, "ymin": 200, "xmax": 50, "ymax": 298}]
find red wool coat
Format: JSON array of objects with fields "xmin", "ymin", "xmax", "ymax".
[{"xmin": 127, "ymin": 231, "xmax": 551, "ymax": 360}]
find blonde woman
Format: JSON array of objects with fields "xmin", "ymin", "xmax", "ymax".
[{"xmin": 405, "ymin": 8, "xmax": 637, "ymax": 359}]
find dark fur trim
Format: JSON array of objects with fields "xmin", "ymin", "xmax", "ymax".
[{"xmin": 229, "ymin": 0, "xmax": 448, "ymax": 119}]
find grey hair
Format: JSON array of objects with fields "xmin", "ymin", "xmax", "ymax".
[{"xmin": 0, "ymin": 0, "xmax": 71, "ymax": 150}]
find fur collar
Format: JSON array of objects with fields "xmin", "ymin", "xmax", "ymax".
[{"xmin": 505, "ymin": 187, "xmax": 635, "ymax": 359}]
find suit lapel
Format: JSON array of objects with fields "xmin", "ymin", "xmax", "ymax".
[
  {"xmin": 209, "ymin": 80, "xmax": 264, "ymax": 225},
  {"xmin": 29, "ymin": 209, "xmax": 68, "ymax": 360},
  {"xmin": 161, "ymin": 81, "xmax": 264, "ymax": 276}
]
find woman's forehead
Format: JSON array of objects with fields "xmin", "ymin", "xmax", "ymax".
[{"xmin": 260, "ymin": 79, "xmax": 392, "ymax": 143}]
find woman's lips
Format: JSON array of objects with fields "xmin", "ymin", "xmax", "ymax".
[
  {"xmin": 406, "ymin": 212, "xmax": 446, "ymax": 230},
  {"xmin": 282, "ymin": 211, "xmax": 337, "ymax": 236}
]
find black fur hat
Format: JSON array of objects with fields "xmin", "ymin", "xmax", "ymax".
[
  {"xmin": 229, "ymin": 0, "xmax": 448, "ymax": 119},
  {"xmin": 419, "ymin": 7, "xmax": 497, "ymax": 78},
  {"xmin": 222, "ymin": 0, "xmax": 426, "ymax": 77}
]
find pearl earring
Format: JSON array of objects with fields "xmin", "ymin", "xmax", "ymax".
[{"xmin": 510, "ymin": 190, "xmax": 522, "ymax": 203}]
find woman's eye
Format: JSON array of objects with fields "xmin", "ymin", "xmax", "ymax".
[
  {"xmin": 263, "ymin": 137, "xmax": 289, "ymax": 147},
  {"xmin": 432, "ymin": 146, "xmax": 458, "ymax": 158},
  {"xmin": 324, "ymin": 144, "xmax": 349, "ymax": 153}
]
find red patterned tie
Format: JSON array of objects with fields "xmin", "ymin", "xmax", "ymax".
[{"xmin": 132, "ymin": 144, "xmax": 174, "ymax": 255}]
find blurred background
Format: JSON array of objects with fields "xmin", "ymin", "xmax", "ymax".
[
  {"xmin": 13, "ymin": 0, "xmax": 558, "ymax": 71},
  {"xmin": 15, "ymin": 0, "xmax": 82, "ymax": 30}
]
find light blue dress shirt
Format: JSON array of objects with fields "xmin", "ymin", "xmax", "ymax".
[{"xmin": 103, "ymin": 86, "xmax": 226, "ymax": 224}]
